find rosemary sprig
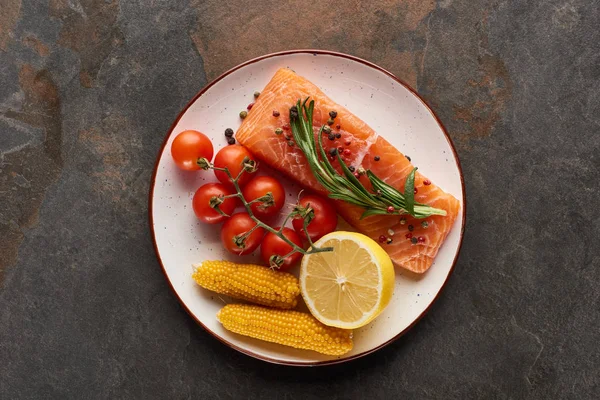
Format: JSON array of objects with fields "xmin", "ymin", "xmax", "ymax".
[{"xmin": 289, "ymin": 98, "xmax": 446, "ymax": 219}]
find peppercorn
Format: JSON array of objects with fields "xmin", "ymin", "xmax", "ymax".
[
  {"xmin": 378, "ymin": 235, "xmax": 386, "ymax": 243},
  {"xmin": 353, "ymin": 172, "xmax": 360, "ymax": 178},
  {"xmin": 386, "ymin": 238, "xmax": 393, "ymax": 244},
  {"xmin": 357, "ymin": 167, "xmax": 366, "ymax": 175},
  {"xmin": 343, "ymin": 148, "xmax": 351, "ymax": 156},
  {"xmin": 387, "ymin": 229, "xmax": 395, "ymax": 236},
  {"xmin": 400, "ymin": 217, "xmax": 407, "ymax": 225},
  {"xmin": 282, "ymin": 123, "xmax": 290, "ymax": 130},
  {"xmin": 335, "ymin": 133, "xmax": 342, "ymax": 139},
  {"xmin": 336, "ymin": 124, "xmax": 341, "ymax": 129},
  {"xmin": 418, "ymin": 236, "xmax": 425, "ymax": 243},
  {"xmin": 285, "ymin": 134, "xmax": 292, "ymax": 140},
  {"xmin": 329, "ymin": 148, "xmax": 337, "ymax": 156},
  {"xmin": 254, "ymin": 91, "xmax": 260, "ymax": 98},
  {"xmin": 421, "ymin": 221, "xmax": 429, "ymax": 228},
  {"xmin": 408, "ymin": 225, "xmax": 414, "ymax": 232},
  {"xmin": 290, "ymin": 106, "xmax": 299, "ymax": 119},
  {"xmin": 386, "ymin": 206, "xmax": 394, "ymax": 213},
  {"xmin": 329, "ymin": 110, "xmax": 338, "ymax": 119},
  {"xmin": 287, "ymin": 141, "xmax": 295, "ymax": 147},
  {"xmin": 247, "ymin": 103, "xmax": 254, "ymax": 110},
  {"xmin": 224, "ymin": 128, "xmax": 234, "ymax": 137},
  {"xmin": 411, "ymin": 237, "xmax": 418, "ymax": 244},
  {"xmin": 423, "ymin": 179, "xmax": 431, "ymax": 186},
  {"xmin": 405, "ymin": 155, "xmax": 411, "ymax": 161},
  {"xmin": 348, "ymin": 166, "xmax": 355, "ymax": 172},
  {"xmin": 414, "ymin": 187, "xmax": 418, "ymax": 194},
  {"xmin": 328, "ymin": 133, "xmax": 335, "ymax": 141},
  {"xmin": 405, "ymin": 233, "xmax": 413, "ymax": 239},
  {"xmin": 227, "ymin": 137, "xmax": 236, "ymax": 145},
  {"xmin": 345, "ymin": 140, "xmax": 352, "ymax": 146},
  {"xmin": 273, "ymin": 110, "xmax": 280, "ymax": 117},
  {"xmin": 327, "ymin": 118, "xmax": 334, "ymax": 125},
  {"xmin": 374, "ymin": 156, "xmax": 380, "ymax": 161},
  {"xmin": 239, "ymin": 110, "xmax": 247, "ymax": 119},
  {"xmin": 275, "ymin": 128, "xmax": 283, "ymax": 135},
  {"xmin": 323, "ymin": 125, "xmax": 332, "ymax": 134},
  {"xmin": 337, "ymin": 146, "xmax": 344, "ymax": 154}
]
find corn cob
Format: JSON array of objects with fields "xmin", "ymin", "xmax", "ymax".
[
  {"xmin": 217, "ymin": 304, "xmax": 353, "ymax": 356},
  {"xmin": 192, "ymin": 260, "xmax": 300, "ymax": 309}
]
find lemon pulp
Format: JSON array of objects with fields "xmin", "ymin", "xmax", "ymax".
[{"xmin": 299, "ymin": 231, "xmax": 395, "ymax": 329}]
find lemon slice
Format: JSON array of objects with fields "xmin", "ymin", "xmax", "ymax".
[{"xmin": 299, "ymin": 231, "xmax": 395, "ymax": 329}]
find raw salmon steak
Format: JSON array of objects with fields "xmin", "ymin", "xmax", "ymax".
[{"xmin": 236, "ymin": 68, "xmax": 460, "ymax": 273}]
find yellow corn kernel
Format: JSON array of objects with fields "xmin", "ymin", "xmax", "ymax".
[
  {"xmin": 217, "ymin": 304, "xmax": 353, "ymax": 356},
  {"xmin": 192, "ymin": 260, "xmax": 300, "ymax": 309}
]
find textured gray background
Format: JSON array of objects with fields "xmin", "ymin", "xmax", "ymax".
[{"xmin": 1, "ymin": 0, "xmax": 599, "ymax": 399}]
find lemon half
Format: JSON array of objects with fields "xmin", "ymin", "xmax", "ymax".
[{"xmin": 299, "ymin": 231, "xmax": 395, "ymax": 329}]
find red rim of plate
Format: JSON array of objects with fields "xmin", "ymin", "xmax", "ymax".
[{"xmin": 148, "ymin": 49, "xmax": 467, "ymax": 366}]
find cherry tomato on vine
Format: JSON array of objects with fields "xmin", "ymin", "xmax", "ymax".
[
  {"xmin": 292, "ymin": 194, "xmax": 338, "ymax": 241},
  {"xmin": 260, "ymin": 228, "xmax": 303, "ymax": 271},
  {"xmin": 192, "ymin": 183, "xmax": 237, "ymax": 224},
  {"xmin": 213, "ymin": 145, "xmax": 256, "ymax": 187},
  {"xmin": 220, "ymin": 212, "xmax": 265, "ymax": 255},
  {"xmin": 171, "ymin": 130, "xmax": 214, "ymax": 171},
  {"xmin": 242, "ymin": 176, "xmax": 285, "ymax": 219}
]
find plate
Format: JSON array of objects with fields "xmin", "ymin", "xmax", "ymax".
[{"xmin": 149, "ymin": 50, "xmax": 466, "ymax": 366}]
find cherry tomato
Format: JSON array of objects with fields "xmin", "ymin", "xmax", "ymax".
[
  {"xmin": 220, "ymin": 213, "xmax": 265, "ymax": 255},
  {"xmin": 213, "ymin": 145, "xmax": 256, "ymax": 187},
  {"xmin": 192, "ymin": 183, "xmax": 237, "ymax": 224},
  {"xmin": 260, "ymin": 228, "xmax": 303, "ymax": 270},
  {"xmin": 242, "ymin": 176, "xmax": 285, "ymax": 219},
  {"xmin": 171, "ymin": 130, "xmax": 214, "ymax": 171},
  {"xmin": 292, "ymin": 194, "xmax": 338, "ymax": 241}
]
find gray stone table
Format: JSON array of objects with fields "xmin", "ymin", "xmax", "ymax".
[{"xmin": 1, "ymin": 1, "xmax": 598, "ymax": 398}]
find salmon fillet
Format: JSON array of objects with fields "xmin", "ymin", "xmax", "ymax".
[{"xmin": 236, "ymin": 68, "xmax": 460, "ymax": 273}]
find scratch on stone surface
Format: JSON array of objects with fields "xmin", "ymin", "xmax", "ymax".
[
  {"xmin": 0, "ymin": 0, "xmax": 22, "ymax": 51},
  {"xmin": 552, "ymin": 1, "xmax": 580, "ymax": 31},
  {"xmin": 511, "ymin": 316, "xmax": 544, "ymax": 386}
]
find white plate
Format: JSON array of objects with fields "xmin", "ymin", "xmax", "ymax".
[{"xmin": 149, "ymin": 50, "xmax": 466, "ymax": 366}]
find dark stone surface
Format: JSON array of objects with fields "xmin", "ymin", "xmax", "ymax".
[{"xmin": 1, "ymin": 0, "xmax": 598, "ymax": 398}]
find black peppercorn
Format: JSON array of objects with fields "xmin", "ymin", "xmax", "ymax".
[
  {"xmin": 374, "ymin": 156, "xmax": 380, "ymax": 161},
  {"xmin": 224, "ymin": 128, "xmax": 234, "ymax": 137},
  {"xmin": 328, "ymin": 133, "xmax": 335, "ymax": 141},
  {"xmin": 348, "ymin": 166, "xmax": 355, "ymax": 172},
  {"xmin": 411, "ymin": 237, "xmax": 418, "ymax": 244},
  {"xmin": 329, "ymin": 110, "xmax": 338, "ymax": 119},
  {"xmin": 335, "ymin": 133, "xmax": 341, "ymax": 139},
  {"xmin": 329, "ymin": 148, "xmax": 337, "ymax": 156},
  {"xmin": 227, "ymin": 137, "xmax": 236, "ymax": 145},
  {"xmin": 408, "ymin": 224, "xmax": 414, "ymax": 232}
]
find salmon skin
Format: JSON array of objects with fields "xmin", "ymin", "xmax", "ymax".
[{"xmin": 236, "ymin": 68, "xmax": 460, "ymax": 273}]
